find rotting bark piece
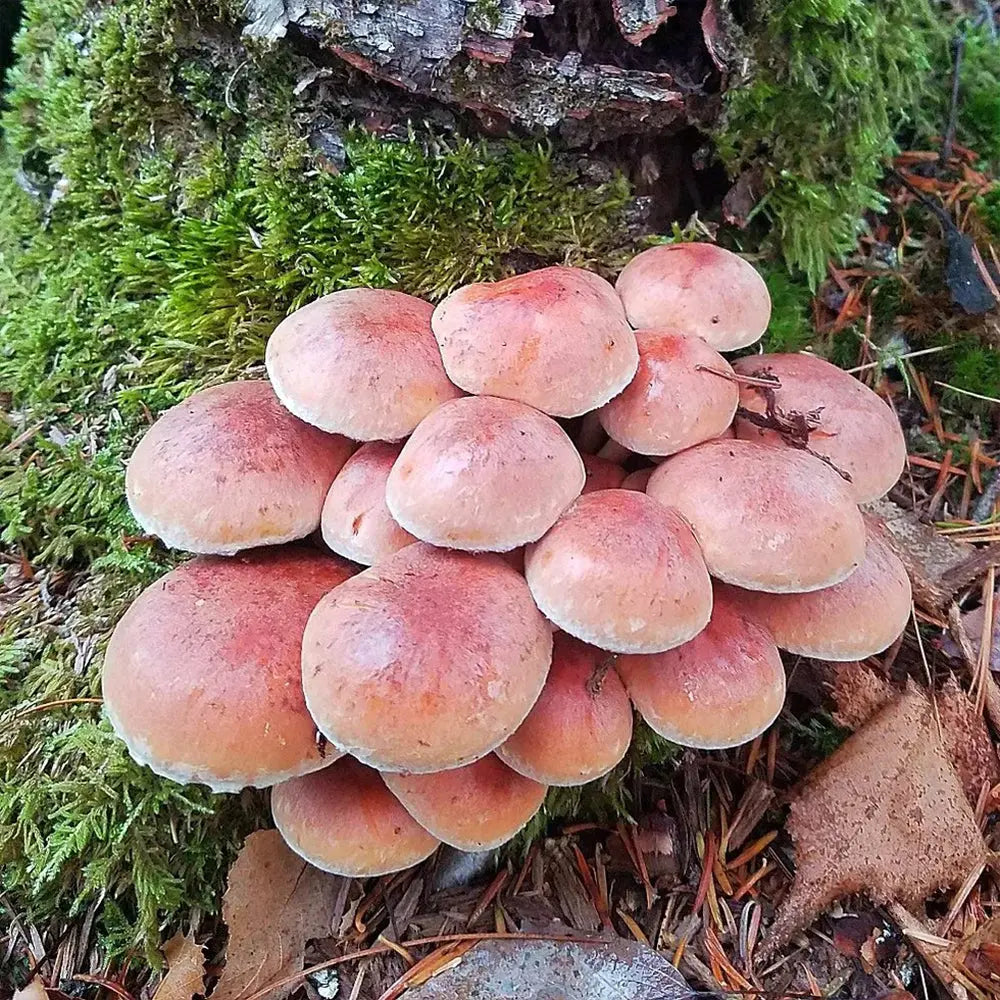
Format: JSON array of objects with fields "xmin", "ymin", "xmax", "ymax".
[
  {"xmin": 825, "ymin": 660, "xmax": 893, "ymax": 730},
  {"xmin": 764, "ymin": 684, "xmax": 986, "ymax": 958},
  {"xmin": 611, "ymin": 0, "xmax": 676, "ymax": 45},
  {"xmin": 937, "ymin": 677, "xmax": 1000, "ymax": 807}
]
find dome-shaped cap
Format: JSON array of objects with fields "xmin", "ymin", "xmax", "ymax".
[
  {"xmin": 720, "ymin": 526, "xmax": 912, "ymax": 660},
  {"xmin": 617, "ymin": 585, "xmax": 786, "ymax": 749},
  {"xmin": 431, "ymin": 266, "xmax": 638, "ymax": 417},
  {"xmin": 385, "ymin": 396, "xmax": 585, "ymax": 552},
  {"xmin": 615, "ymin": 244, "xmax": 771, "ymax": 352},
  {"xmin": 599, "ymin": 330, "xmax": 738, "ymax": 456},
  {"xmin": 581, "ymin": 454, "xmax": 627, "ymax": 493},
  {"xmin": 126, "ymin": 381, "xmax": 353, "ymax": 555},
  {"xmin": 302, "ymin": 543, "xmax": 552, "ymax": 773},
  {"xmin": 320, "ymin": 441, "xmax": 415, "ymax": 565},
  {"xmin": 265, "ymin": 288, "xmax": 461, "ymax": 441},
  {"xmin": 497, "ymin": 633, "xmax": 633, "ymax": 786},
  {"xmin": 383, "ymin": 755, "xmax": 546, "ymax": 851},
  {"xmin": 272, "ymin": 758, "xmax": 439, "ymax": 877},
  {"xmin": 646, "ymin": 439, "xmax": 865, "ymax": 593},
  {"xmin": 732, "ymin": 352, "xmax": 906, "ymax": 503},
  {"xmin": 102, "ymin": 547, "xmax": 355, "ymax": 791},
  {"xmin": 525, "ymin": 489, "xmax": 712, "ymax": 653}
]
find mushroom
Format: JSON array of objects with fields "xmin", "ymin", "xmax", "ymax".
[
  {"xmin": 497, "ymin": 632, "xmax": 633, "ymax": 786},
  {"xmin": 620, "ymin": 467, "xmax": 654, "ymax": 491},
  {"xmin": 382, "ymin": 754, "xmax": 546, "ymax": 851},
  {"xmin": 302, "ymin": 543, "xmax": 552, "ymax": 773},
  {"xmin": 431, "ymin": 266, "xmax": 639, "ymax": 417},
  {"xmin": 720, "ymin": 526, "xmax": 912, "ymax": 660},
  {"xmin": 615, "ymin": 243, "xmax": 771, "ymax": 352},
  {"xmin": 126, "ymin": 381, "xmax": 353, "ymax": 555},
  {"xmin": 581, "ymin": 453, "xmax": 627, "ymax": 493},
  {"xmin": 524, "ymin": 489, "xmax": 712, "ymax": 653},
  {"xmin": 617, "ymin": 584, "xmax": 786, "ymax": 749},
  {"xmin": 102, "ymin": 547, "xmax": 355, "ymax": 791},
  {"xmin": 732, "ymin": 352, "xmax": 907, "ymax": 503},
  {"xmin": 598, "ymin": 329, "xmax": 739, "ymax": 456},
  {"xmin": 321, "ymin": 441, "xmax": 415, "ymax": 565},
  {"xmin": 385, "ymin": 396, "xmax": 585, "ymax": 552},
  {"xmin": 646, "ymin": 439, "xmax": 865, "ymax": 593},
  {"xmin": 272, "ymin": 758, "xmax": 440, "ymax": 876},
  {"xmin": 265, "ymin": 288, "xmax": 462, "ymax": 441}
]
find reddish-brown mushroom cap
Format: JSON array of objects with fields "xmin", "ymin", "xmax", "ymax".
[
  {"xmin": 621, "ymin": 467, "xmax": 654, "ymax": 491},
  {"xmin": 382, "ymin": 754, "xmax": 546, "ymax": 851},
  {"xmin": 720, "ymin": 527, "xmax": 912, "ymax": 660},
  {"xmin": 617, "ymin": 585, "xmax": 786, "ymax": 749},
  {"xmin": 524, "ymin": 489, "xmax": 713, "ymax": 652},
  {"xmin": 431, "ymin": 266, "xmax": 638, "ymax": 417},
  {"xmin": 302, "ymin": 543, "xmax": 553, "ymax": 773},
  {"xmin": 265, "ymin": 288, "xmax": 461, "ymax": 441},
  {"xmin": 321, "ymin": 441, "xmax": 415, "ymax": 565},
  {"xmin": 126, "ymin": 381, "xmax": 353, "ymax": 555},
  {"xmin": 646, "ymin": 439, "xmax": 865, "ymax": 593},
  {"xmin": 732, "ymin": 352, "xmax": 907, "ymax": 503},
  {"xmin": 581, "ymin": 454, "xmax": 627, "ymax": 494},
  {"xmin": 497, "ymin": 633, "xmax": 633, "ymax": 786},
  {"xmin": 272, "ymin": 758, "xmax": 439, "ymax": 876},
  {"xmin": 385, "ymin": 396, "xmax": 585, "ymax": 552},
  {"xmin": 598, "ymin": 330, "xmax": 739, "ymax": 456},
  {"xmin": 102, "ymin": 548, "xmax": 355, "ymax": 791},
  {"xmin": 615, "ymin": 244, "xmax": 771, "ymax": 352}
]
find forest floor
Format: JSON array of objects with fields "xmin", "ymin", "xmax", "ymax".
[{"xmin": 5, "ymin": 1, "xmax": 1000, "ymax": 999}]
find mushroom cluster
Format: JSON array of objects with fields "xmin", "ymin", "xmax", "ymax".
[{"xmin": 102, "ymin": 243, "xmax": 912, "ymax": 878}]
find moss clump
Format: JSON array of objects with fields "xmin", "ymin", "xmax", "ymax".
[
  {"xmin": 0, "ymin": 0, "xmax": 632, "ymax": 962},
  {"xmin": 758, "ymin": 265, "xmax": 814, "ymax": 353},
  {"xmin": 958, "ymin": 25, "xmax": 1000, "ymax": 169},
  {"xmin": 717, "ymin": 0, "xmax": 945, "ymax": 285}
]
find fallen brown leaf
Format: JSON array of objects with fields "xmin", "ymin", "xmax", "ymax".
[
  {"xmin": 212, "ymin": 830, "xmax": 345, "ymax": 1000},
  {"xmin": 152, "ymin": 933, "xmax": 206, "ymax": 1000},
  {"xmin": 765, "ymin": 684, "xmax": 986, "ymax": 956}
]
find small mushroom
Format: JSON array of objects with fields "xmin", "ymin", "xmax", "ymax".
[
  {"xmin": 620, "ymin": 467, "xmax": 654, "ymax": 491},
  {"xmin": 616, "ymin": 243, "xmax": 771, "ymax": 352},
  {"xmin": 646, "ymin": 439, "xmax": 866, "ymax": 593},
  {"xmin": 321, "ymin": 441, "xmax": 415, "ymax": 565},
  {"xmin": 302, "ymin": 543, "xmax": 552, "ymax": 773},
  {"xmin": 126, "ymin": 381, "xmax": 353, "ymax": 555},
  {"xmin": 732, "ymin": 352, "xmax": 907, "ymax": 503},
  {"xmin": 524, "ymin": 489, "xmax": 712, "ymax": 653},
  {"xmin": 102, "ymin": 548, "xmax": 355, "ymax": 791},
  {"xmin": 598, "ymin": 329, "xmax": 738, "ymax": 456},
  {"xmin": 383, "ymin": 754, "xmax": 547, "ymax": 851},
  {"xmin": 617, "ymin": 585, "xmax": 786, "ymax": 749},
  {"xmin": 720, "ymin": 526, "xmax": 912, "ymax": 660},
  {"xmin": 497, "ymin": 632, "xmax": 633, "ymax": 786},
  {"xmin": 272, "ymin": 758, "xmax": 440, "ymax": 877},
  {"xmin": 432, "ymin": 266, "xmax": 639, "ymax": 417},
  {"xmin": 385, "ymin": 396, "xmax": 585, "ymax": 552},
  {"xmin": 265, "ymin": 288, "xmax": 462, "ymax": 441},
  {"xmin": 581, "ymin": 453, "xmax": 627, "ymax": 493}
]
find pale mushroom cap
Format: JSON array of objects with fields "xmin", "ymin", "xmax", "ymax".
[
  {"xmin": 497, "ymin": 632, "xmax": 633, "ymax": 786},
  {"xmin": 302, "ymin": 543, "xmax": 553, "ymax": 773},
  {"xmin": 524, "ymin": 489, "xmax": 713, "ymax": 653},
  {"xmin": 615, "ymin": 243, "xmax": 771, "ymax": 351},
  {"xmin": 272, "ymin": 758, "xmax": 440, "ymax": 877},
  {"xmin": 320, "ymin": 441, "xmax": 415, "ymax": 565},
  {"xmin": 102, "ymin": 548, "xmax": 355, "ymax": 792},
  {"xmin": 431, "ymin": 266, "xmax": 639, "ymax": 417},
  {"xmin": 385, "ymin": 396, "xmax": 585, "ymax": 552},
  {"xmin": 581, "ymin": 454, "xmax": 627, "ymax": 494},
  {"xmin": 598, "ymin": 329, "xmax": 739, "ymax": 456},
  {"xmin": 621, "ymin": 467, "xmax": 654, "ymax": 491},
  {"xmin": 265, "ymin": 288, "xmax": 462, "ymax": 440},
  {"xmin": 126, "ymin": 381, "xmax": 353, "ymax": 555},
  {"xmin": 720, "ymin": 527, "xmax": 912, "ymax": 660},
  {"xmin": 732, "ymin": 352, "xmax": 907, "ymax": 503},
  {"xmin": 617, "ymin": 585, "xmax": 786, "ymax": 749},
  {"xmin": 383, "ymin": 754, "xmax": 547, "ymax": 851},
  {"xmin": 646, "ymin": 439, "xmax": 865, "ymax": 593}
]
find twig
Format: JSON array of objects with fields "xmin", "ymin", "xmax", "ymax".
[{"xmin": 939, "ymin": 33, "xmax": 966, "ymax": 170}]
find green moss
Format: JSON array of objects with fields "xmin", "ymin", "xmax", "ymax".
[
  {"xmin": 0, "ymin": 0, "xmax": 633, "ymax": 963},
  {"xmin": 759, "ymin": 265, "xmax": 814, "ymax": 353},
  {"xmin": 717, "ymin": 0, "xmax": 945, "ymax": 285},
  {"xmin": 958, "ymin": 26, "xmax": 1000, "ymax": 168}
]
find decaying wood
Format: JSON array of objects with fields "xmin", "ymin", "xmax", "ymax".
[{"xmin": 243, "ymin": 0, "xmax": 725, "ymax": 137}]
